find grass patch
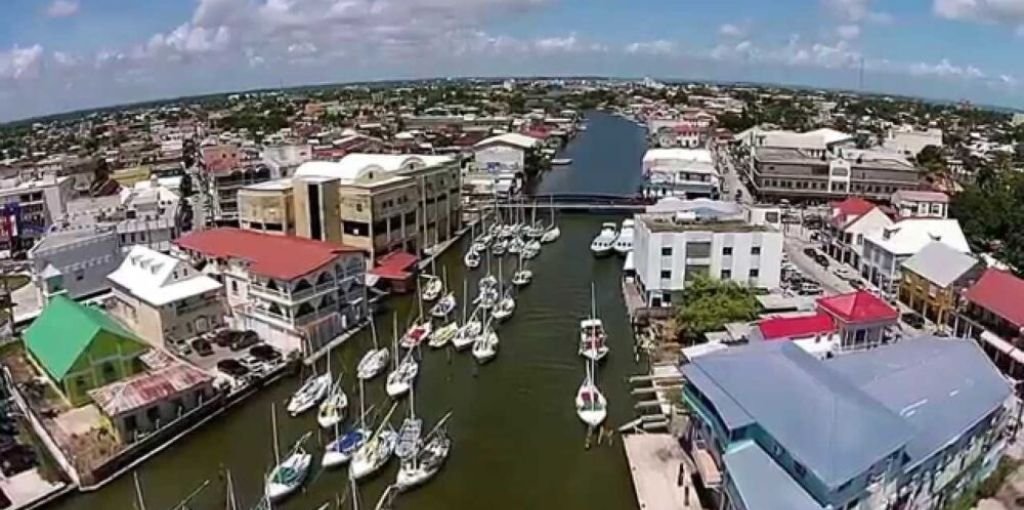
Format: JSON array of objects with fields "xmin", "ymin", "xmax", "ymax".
[{"xmin": 945, "ymin": 457, "xmax": 1022, "ymax": 510}]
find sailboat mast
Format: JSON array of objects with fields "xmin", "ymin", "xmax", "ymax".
[
  {"xmin": 416, "ymin": 277, "xmax": 425, "ymax": 318},
  {"xmin": 133, "ymin": 472, "xmax": 147, "ymax": 510},
  {"xmin": 370, "ymin": 316, "xmax": 379, "ymax": 349},
  {"xmin": 391, "ymin": 313, "xmax": 399, "ymax": 369},
  {"xmin": 225, "ymin": 470, "xmax": 238, "ymax": 510},
  {"xmin": 359, "ymin": 380, "xmax": 367, "ymax": 429},
  {"xmin": 461, "ymin": 278, "xmax": 468, "ymax": 323},
  {"xmin": 271, "ymin": 403, "xmax": 281, "ymax": 466}
]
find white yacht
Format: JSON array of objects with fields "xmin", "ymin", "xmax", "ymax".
[
  {"xmin": 589, "ymin": 222, "xmax": 618, "ymax": 256},
  {"xmin": 613, "ymin": 219, "xmax": 635, "ymax": 256}
]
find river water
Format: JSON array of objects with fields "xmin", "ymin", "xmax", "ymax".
[{"xmin": 51, "ymin": 111, "xmax": 647, "ymax": 510}]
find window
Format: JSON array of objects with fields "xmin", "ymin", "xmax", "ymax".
[
  {"xmin": 751, "ymin": 246, "xmax": 761, "ymax": 255},
  {"xmin": 660, "ymin": 270, "xmax": 671, "ymax": 280},
  {"xmin": 355, "ymin": 203, "xmax": 363, "ymax": 212},
  {"xmin": 231, "ymin": 281, "xmax": 238, "ymax": 294},
  {"xmin": 793, "ymin": 462, "xmax": 807, "ymax": 478},
  {"xmin": 720, "ymin": 269, "xmax": 732, "ymax": 279},
  {"xmin": 687, "ymin": 242, "xmax": 711, "ymax": 258},
  {"xmin": 660, "ymin": 247, "xmax": 673, "ymax": 256},
  {"xmin": 749, "ymin": 268, "xmax": 760, "ymax": 278},
  {"xmin": 722, "ymin": 247, "xmax": 733, "ymax": 256}
]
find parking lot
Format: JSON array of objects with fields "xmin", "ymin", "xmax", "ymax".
[{"xmin": 179, "ymin": 330, "xmax": 285, "ymax": 387}]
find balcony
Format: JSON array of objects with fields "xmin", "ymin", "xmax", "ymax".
[{"xmin": 249, "ymin": 280, "xmax": 337, "ymax": 304}]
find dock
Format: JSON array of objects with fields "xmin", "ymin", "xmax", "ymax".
[{"xmin": 622, "ymin": 434, "xmax": 704, "ymax": 510}]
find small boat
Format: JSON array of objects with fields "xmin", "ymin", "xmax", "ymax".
[
  {"xmin": 395, "ymin": 388, "xmax": 423, "ymax": 461},
  {"xmin": 386, "ymin": 350, "xmax": 419, "ymax": 398},
  {"xmin": 453, "ymin": 308, "xmax": 482, "ymax": 351},
  {"xmin": 421, "ymin": 275, "xmax": 442, "ymax": 302},
  {"xmin": 512, "ymin": 255, "xmax": 532, "ymax": 287},
  {"xmin": 540, "ymin": 226, "xmax": 561, "ymax": 244},
  {"xmin": 349, "ymin": 404, "xmax": 400, "ymax": 481},
  {"xmin": 286, "ymin": 372, "xmax": 331, "ymax": 417},
  {"xmin": 400, "ymin": 320, "xmax": 432, "ymax": 349},
  {"xmin": 492, "ymin": 238, "xmax": 508, "ymax": 256},
  {"xmin": 396, "ymin": 411, "xmax": 453, "ymax": 491},
  {"xmin": 613, "ymin": 219, "xmax": 634, "ymax": 256},
  {"xmin": 357, "ymin": 319, "xmax": 390, "ymax": 381},
  {"xmin": 579, "ymin": 284, "xmax": 610, "ymax": 362},
  {"xmin": 428, "ymin": 321, "xmax": 459, "ymax": 349},
  {"xmin": 575, "ymin": 360, "xmax": 607, "ymax": 428},
  {"xmin": 323, "ymin": 382, "xmax": 374, "ymax": 469},
  {"xmin": 472, "ymin": 318, "xmax": 499, "ymax": 364},
  {"xmin": 590, "ymin": 222, "xmax": 619, "ymax": 256},
  {"xmin": 317, "ymin": 376, "xmax": 348, "ymax": 430},
  {"xmin": 430, "ymin": 293, "xmax": 456, "ymax": 318},
  {"xmin": 551, "ymin": 158, "xmax": 573, "ymax": 165},
  {"xmin": 464, "ymin": 249, "xmax": 481, "ymax": 269},
  {"xmin": 265, "ymin": 404, "xmax": 312, "ymax": 502}
]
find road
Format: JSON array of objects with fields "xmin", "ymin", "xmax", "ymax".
[{"xmin": 713, "ymin": 145, "xmax": 752, "ymax": 205}]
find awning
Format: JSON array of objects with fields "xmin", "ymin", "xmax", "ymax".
[
  {"xmin": 980, "ymin": 330, "xmax": 1024, "ymax": 366},
  {"xmin": 694, "ymin": 447, "xmax": 722, "ymax": 487},
  {"xmin": 371, "ymin": 251, "xmax": 418, "ymax": 281}
]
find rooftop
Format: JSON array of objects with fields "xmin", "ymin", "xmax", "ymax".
[
  {"xmin": 107, "ymin": 246, "xmax": 222, "ymax": 306},
  {"xmin": 642, "ymin": 148, "xmax": 713, "ymax": 164},
  {"xmin": 89, "ymin": 362, "xmax": 214, "ymax": 417},
  {"xmin": 474, "ymin": 132, "xmax": 541, "ymax": 149},
  {"xmin": 758, "ymin": 312, "xmax": 836, "ymax": 340},
  {"xmin": 864, "ymin": 218, "xmax": 970, "ymax": 256},
  {"xmin": 892, "ymin": 189, "xmax": 950, "ymax": 204},
  {"xmin": 723, "ymin": 440, "xmax": 825, "ymax": 510},
  {"xmin": 637, "ymin": 214, "xmax": 768, "ymax": 234},
  {"xmin": 900, "ymin": 241, "xmax": 979, "ymax": 288},
  {"xmin": 175, "ymin": 228, "xmax": 361, "ymax": 281},
  {"xmin": 294, "ymin": 153, "xmax": 453, "ymax": 183},
  {"xmin": 817, "ymin": 290, "xmax": 899, "ymax": 323},
  {"xmin": 964, "ymin": 268, "xmax": 1024, "ymax": 329}
]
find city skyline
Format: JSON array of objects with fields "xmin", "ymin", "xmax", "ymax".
[{"xmin": 4, "ymin": 0, "xmax": 1024, "ymax": 121}]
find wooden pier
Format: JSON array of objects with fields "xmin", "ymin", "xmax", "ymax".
[{"xmin": 622, "ymin": 434, "xmax": 704, "ymax": 510}]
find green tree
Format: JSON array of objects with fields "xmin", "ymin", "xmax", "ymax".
[{"xmin": 671, "ymin": 276, "xmax": 760, "ymax": 344}]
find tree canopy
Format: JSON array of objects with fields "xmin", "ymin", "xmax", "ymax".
[
  {"xmin": 951, "ymin": 164, "xmax": 1024, "ymax": 274},
  {"xmin": 670, "ymin": 276, "xmax": 760, "ymax": 344}
]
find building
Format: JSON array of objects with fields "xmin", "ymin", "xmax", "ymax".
[
  {"xmin": 240, "ymin": 153, "xmax": 461, "ymax": 262},
  {"xmin": 200, "ymin": 144, "xmax": 272, "ymax": 224},
  {"xmin": 890, "ymin": 190, "xmax": 950, "ymax": 219},
  {"xmin": 27, "ymin": 224, "xmax": 122, "ymax": 305},
  {"xmin": 472, "ymin": 133, "xmax": 541, "ymax": 175},
  {"xmin": 641, "ymin": 149, "xmax": 720, "ymax": 199},
  {"xmin": 106, "ymin": 246, "xmax": 224, "ymax": 349},
  {"xmin": 954, "ymin": 268, "xmax": 1024, "ymax": 381},
  {"xmin": 0, "ymin": 173, "xmax": 74, "ymax": 253},
  {"xmin": 738, "ymin": 126, "xmax": 856, "ymax": 158},
  {"xmin": 817, "ymin": 290, "xmax": 900, "ymax": 351},
  {"xmin": 860, "ymin": 218, "xmax": 970, "ymax": 298},
  {"xmin": 823, "ymin": 197, "xmax": 892, "ymax": 268},
  {"xmin": 753, "ymin": 312, "xmax": 839, "ymax": 358},
  {"xmin": 632, "ymin": 199, "xmax": 783, "ymax": 307},
  {"xmin": 174, "ymin": 228, "xmax": 367, "ymax": 354},
  {"xmin": 262, "ymin": 144, "xmax": 313, "ymax": 179},
  {"xmin": 682, "ymin": 338, "xmax": 1012, "ymax": 510},
  {"xmin": 899, "ymin": 242, "xmax": 983, "ymax": 326},
  {"xmin": 23, "ymin": 295, "xmax": 149, "ymax": 406},
  {"xmin": 882, "ymin": 126, "xmax": 943, "ymax": 158}
]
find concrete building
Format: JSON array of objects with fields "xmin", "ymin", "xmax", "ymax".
[
  {"xmin": 890, "ymin": 190, "xmax": 950, "ymax": 219},
  {"xmin": 174, "ymin": 228, "xmax": 368, "ymax": 355},
  {"xmin": 954, "ymin": 269, "xmax": 1024, "ymax": 382},
  {"xmin": 262, "ymin": 144, "xmax": 313, "ymax": 179},
  {"xmin": 823, "ymin": 197, "xmax": 893, "ymax": 268},
  {"xmin": 106, "ymin": 246, "xmax": 224, "ymax": 349},
  {"xmin": 860, "ymin": 218, "xmax": 970, "ymax": 298},
  {"xmin": 27, "ymin": 224, "xmax": 122, "ymax": 305},
  {"xmin": 0, "ymin": 173, "xmax": 74, "ymax": 254},
  {"xmin": 816, "ymin": 290, "xmax": 900, "ymax": 352},
  {"xmin": 899, "ymin": 242, "xmax": 983, "ymax": 326},
  {"xmin": 882, "ymin": 126, "xmax": 943, "ymax": 158},
  {"xmin": 632, "ymin": 199, "xmax": 783, "ymax": 307},
  {"xmin": 682, "ymin": 338, "xmax": 1012, "ymax": 510},
  {"xmin": 641, "ymin": 148, "xmax": 720, "ymax": 199},
  {"xmin": 200, "ymin": 144, "xmax": 272, "ymax": 224},
  {"xmin": 748, "ymin": 146, "xmax": 920, "ymax": 202},
  {"xmin": 472, "ymin": 133, "xmax": 541, "ymax": 175}
]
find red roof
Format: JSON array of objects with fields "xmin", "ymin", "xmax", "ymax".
[
  {"xmin": 964, "ymin": 268, "xmax": 1024, "ymax": 329},
  {"xmin": 817, "ymin": 291, "xmax": 899, "ymax": 323},
  {"xmin": 758, "ymin": 312, "xmax": 836, "ymax": 340},
  {"xmin": 370, "ymin": 251, "xmax": 418, "ymax": 280},
  {"xmin": 831, "ymin": 197, "xmax": 876, "ymax": 227},
  {"xmin": 89, "ymin": 363, "xmax": 213, "ymax": 417},
  {"xmin": 175, "ymin": 228, "xmax": 361, "ymax": 280}
]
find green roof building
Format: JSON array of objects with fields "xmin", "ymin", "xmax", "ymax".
[{"xmin": 24, "ymin": 295, "xmax": 149, "ymax": 407}]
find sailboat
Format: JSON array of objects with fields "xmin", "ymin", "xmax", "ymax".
[
  {"xmin": 323, "ymin": 380, "xmax": 375, "ymax": 469},
  {"xmin": 464, "ymin": 249, "xmax": 481, "ymax": 269},
  {"xmin": 357, "ymin": 319, "xmax": 389, "ymax": 381},
  {"xmin": 349, "ymin": 403, "xmax": 400, "ymax": 481},
  {"xmin": 374, "ymin": 486, "xmax": 399, "ymax": 510},
  {"xmin": 429, "ymin": 267, "xmax": 457, "ymax": 319},
  {"xmin": 317, "ymin": 356, "xmax": 348, "ymax": 429},
  {"xmin": 395, "ymin": 411, "xmax": 453, "ymax": 491},
  {"xmin": 471, "ymin": 316, "xmax": 499, "ymax": 363},
  {"xmin": 540, "ymin": 198, "xmax": 561, "ymax": 244},
  {"xmin": 430, "ymin": 276, "xmax": 463, "ymax": 349},
  {"xmin": 401, "ymin": 282, "xmax": 433, "ymax": 349},
  {"xmin": 452, "ymin": 303, "xmax": 482, "ymax": 351},
  {"xmin": 395, "ymin": 387, "xmax": 423, "ymax": 461},
  {"xmin": 265, "ymin": 404, "xmax": 313, "ymax": 502},
  {"xmin": 579, "ymin": 283, "xmax": 610, "ymax": 362},
  {"xmin": 421, "ymin": 263, "xmax": 443, "ymax": 302},
  {"xmin": 575, "ymin": 359, "xmax": 607, "ymax": 428},
  {"xmin": 491, "ymin": 258, "xmax": 516, "ymax": 322},
  {"xmin": 287, "ymin": 368, "xmax": 332, "ymax": 417},
  {"xmin": 512, "ymin": 254, "xmax": 533, "ymax": 287}
]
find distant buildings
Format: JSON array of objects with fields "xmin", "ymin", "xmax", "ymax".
[
  {"xmin": 0, "ymin": 173, "xmax": 75, "ymax": 254},
  {"xmin": 823, "ymin": 197, "xmax": 893, "ymax": 268},
  {"xmin": 882, "ymin": 126, "xmax": 943, "ymax": 158}
]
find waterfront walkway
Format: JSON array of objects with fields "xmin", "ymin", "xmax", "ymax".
[{"xmin": 622, "ymin": 434, "xmax": 704, "ymax": 510}]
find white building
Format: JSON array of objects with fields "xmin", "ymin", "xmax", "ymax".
[
  {"xmin": 882, "ymin": 126, "xmax": 943, "ymax": 157},
  {"xmin": 641, "ymin": 148, "xmax": 720, "ymax": 199},
  {"xmin": 861, "ymin": 218, "xmax": 970, "ymax": 298},
  {"xmin": 633, "ymin": 199, "xmax": 784, "ymax": 307},
  {"xmin": 472, "ymin": 133, "xmax": 541, "ymax": 175},
  {"xmin": 263, "ymin": 144, "xmax": 313, "ymax": 179},
  {"xmin": 0, "ymin": 173, "xmax": 75, "ymax": 253},
  {"xmin": 890, "ymin": 189, "xmax": 950, "ymax": 219}
]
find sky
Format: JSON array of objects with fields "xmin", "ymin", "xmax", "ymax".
[{"xmin": 3, "ymin": 0, "xmax": 1024, "ymax": 121}]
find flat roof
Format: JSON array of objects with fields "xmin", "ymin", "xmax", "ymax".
[{"xmin": 638, "ymin": 214, "xmax": 769, "ymax": 233}]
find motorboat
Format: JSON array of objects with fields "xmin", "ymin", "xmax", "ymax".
[
  {"xmin": 464, "ymin": 249, "xmax": 481, "ymax": 269},
  {"xmin": 317, "ymin": 377, "xmax": 348, "ymax": 430},
  {"xmin": 429, "ymin": 293, "xmax": 456, "ymax": 318},
  {"xmin": 349, "ymin": 404, "xmax": 400, "ymax": 481},
  {"xmin": 428, "ymin": 321, "xmax": 459, "ymax": 349},
  {"xmin": 386, "ymin": 350, "xmax": 419, "ymax": 398},
  {"xmin": 286, "ymin": 373, "xmax": 331, "ymax": 417},
  {"xmin": 589, "ymin": 222, "xmax": 619, "ymax": 256},
  {"xmin": 421, "ymin": 276, "xmax": 443, "ymax": 302},
  {"xmin": 357, "ymin": 319, "xmax": 389, "ymax": 381},
  {"xmin": 613, "ymin": 219, "xmax": 635, "ymax": 256},
  {"xmin": 575, "ymin": 361, "xmax": 608, "ymax": 428},
  {"xmin": 264, "ymin": 405, "xmax": 311, "ymax": 502},
  {"xmin": 400, "ymin": 320, "xmax": 433, "ymax": 349},
  {"xmin": 551, "ymin": 158, "xmax": 573, "ymax": 165},
  {"xmin": 395, "ymin": 412, "xmax": 453, "ymax": 491},
  {"xmin": 580, "ymin": 284, "xmax": 610, "ymax": 362},
  {"xmin": 471, "ymin": 319, "xmax": 499, "ymax": 364}
]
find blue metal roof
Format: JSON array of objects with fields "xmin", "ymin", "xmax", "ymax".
[
  {"xmin": 724, "ymin": 440, "xmax": 825, "ymax": 510},
  {"xmin": 826, "ymin": 337, "xmax": 1011, "ymax": 468}
]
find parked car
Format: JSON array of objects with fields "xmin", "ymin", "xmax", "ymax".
[
  {"xmin": 192, "ymin": 338, "xmax": 214, "ymax": 357},
  {"xmin": 216, "ymin": 359, "xmax": 250, "ymax": 379},
  {"xmin": 901, "ymin": 312, "xmax": 926, "ymax": 329},
  {"xmin": 249, "ymin": 344, "xmax": 282, "ymax": 363},
  {"xmin": 229, "ymin": 330, "xmax": 260, "ymax": 351},
  {"xmin": 213, "ymin": 329, "xmax": 240, "ymax": 348},
  {"xmin": 803, "ymin": 247, "xmax": 818, "ymax": 258}
]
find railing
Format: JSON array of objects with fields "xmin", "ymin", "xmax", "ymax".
[{"xmin": 251, "ymin": 281, "xmax": 338, "ymax": 303}]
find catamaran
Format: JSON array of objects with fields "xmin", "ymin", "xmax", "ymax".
[
  {"xmin": 286, "ymin": 370, "xmax": 331, "ymax": 417},
  {"xmin": 357, "ymin": 319, "xmax": 389, "ymax": 381},
  {"xmin": 323, "ymin": 381, "xmax": 373, "ymax": 469},
  {"xmin": 579, "ymin": 283, "xmax": 610, "ymax": 362},
  {"xmin": 471, "ymin": 316, "xmax": 499, "ymax": 363},
  {"xmin": 395, "ymin": 411, "xmax": 453, "ymax": 491},
  {"xmin": 395, "ymin": 388, "xmax": 423, "ymax": 461},
  {"xmin": 575, "ymin": 359, "xmax": 608, "ymax": 428},
  {"xmin": 349, "ymin": 403, "xmax": 399, "ymax": 481},
  {"xmin": 317, "ymin": 370, "xmax": 348, "ymax": 430},
  {"xmin": 265, "ymin": 404, "xmax": 312, "ymax": 502},
  {"xmin": 613, "ymin": 218, "xmax": 635, "ymax": 255},
  {"xmin": 589, "ymin": 222, "xmax": 619, "ymax": 256}
]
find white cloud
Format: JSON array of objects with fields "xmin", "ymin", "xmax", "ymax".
[
  {"xmin": 46, "ymin": 0, "xmax": 79, "ymax": 18},
  {"xmin": 0, "ymin": 46, "xmax": 45, "ymax": 80},
  {"xmin": 908, "ymin": 58, "xmax": 985, "ymax": 79},
  {"xmin": 624, "ymin": 40, "xmax": 677, "ymax": 56},
  {"xmin": 719, "ymin": 23, "xmax": 745, "ymax": 38},
  {"xmin": 836, "ymin": 24, "xmax": 861, "ymax": 39},
  {"xmin": 823, "ymin": 0, "xmax": 892, "ymax": 23},
  {"xmin": 934, "ymin": 0, "xmax": 1024, "ymax": 24}
]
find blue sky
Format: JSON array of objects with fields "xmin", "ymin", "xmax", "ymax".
[{"xmin": 3, "ymin": 0, "xmax": 1024, "ymax": 121}]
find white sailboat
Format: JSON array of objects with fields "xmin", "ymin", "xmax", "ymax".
[
  {"xmin": 357, "ymin": 319, "xmax": 389, "ymax": 381},
  {"xmin": 317, "ymin": 357, "xmax": 348, "ymax": 429},
  {"xmin": 464, "ymin": 249, "xmax": 481, "ymax": 269},
  {"xmin": 429, "ymin": 279, "xmax": 463, "ymax": 349},
  {"xmin": 386, "ymin": 315, "xmax": 419, "ymax": 398},
  {"xmin": 429, "ymin": 268, "xmax": 456, "ymax": 318},
  {"xmin": 323, "ymin": 381, "xmax": 373, "ymax": 469},
  {"xmin": 395, "ymin": 387, "xmax": 423, "ymax": 461},
  {"xmin": 395, "ymin": 411, "xmax": 453, "ymax": 491},
  {"xmin": 540, "ymin": 199, "xmax": 561, "ymax": 244},
  {"xmin": 613, "ymin": 218, "xmax": 635, "ymax": 255},
  {"xmin": 589, "ymin": 222, "xmax": 619, "ymax": 256},
  {"xmin": 265, "ymin": 404, "xmax": 312, "ymax": 502},
  {"xmin": 491, "ymin": 258, "xmax": 516, "ymax": 321},
  {"xmin": 512, "ymin": 254, "xmax": 533, "ymax": 287},
  {"xmin": 575, "ymin": 359, "xmax": 608, "ymax": 428},
  {"xmin": 452, "ymin": 303, "xmax": 482, "ymax": 351},
  {"xmin": 421, "ymin": 265, "xmax": 443, "ymax": 302},
  {"xmin": 579, "ymin": 283, "xmax": 610, "ymax": 362},
  {"xmin": 471, "ymin": 316, "xmax": 499, "ymax": 363},
  {"xmin": 349, "ymin": 403, "xmax": 400, "ymax": 481},
  {"xmin": 286, "ymin": 370, "xmax": 332, "ymax": 417}
]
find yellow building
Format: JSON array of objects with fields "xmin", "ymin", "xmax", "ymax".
[
  {"xmin": 238, "ymin": 154, "xmax": 461, "ymax": 263},
  {"xmin": 112, "ymin": 165, "xmax": 152, "ymax": 187},
  {"xmin": 898, "ymin": 241, "xmax": 982, "ymax": 326}
]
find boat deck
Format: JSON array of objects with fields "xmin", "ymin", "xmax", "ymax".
[{"xmin": 622, "ymin": 434, "xmax": 704, "ymax": 510}]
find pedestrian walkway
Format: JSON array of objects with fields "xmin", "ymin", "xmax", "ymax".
[{"xmin": 622, "ymin": 434, "xmax": 704, "ymax": 510}]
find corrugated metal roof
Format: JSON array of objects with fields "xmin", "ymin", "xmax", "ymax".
[
  {"xmin": 818, "ymin": 291, "xmax": 899, "ymax": 323},
  {"xmin": 900, "ymin": 241, "xmax": 979, "ymax": 288},
  {"xmin": 964, "ymin": 268, "xmax": 1024, "ymax": 329},
  {"xmin": 724, "ymin": 440, "xmax": 825, "ymax": 510},
  {"xmin": 89, "ymin": 363, "xmax": 213, "ymax": 417}
]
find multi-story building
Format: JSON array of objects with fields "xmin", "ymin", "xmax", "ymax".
[
  {"xmin": 0, "ymin": 173, "xmax": 74, "ymax": 253},
  {"xmin": 27, "ymin": 224, "xmax": 122, "ymax": 306},
  {"xmin": 472, "ymin": 133, "xmax": 541, "ymax": 175},
  {"xmin": 106, "ymin": 246, "xmax": 224, "ymax": 349},
  {"xmin": 239, "ymin": 153, "xmax": 461, "ymax": 263},
  {"xmin": 199, "ymin": 144, "xmax": 272, "ymax": 224},
  {"xmin": 823, "ymin": 197, "xmax": 892, "ymax": 268},
  {"xmin": 262, "ymin": 144, "xmax": 313, "ymax": 179},
  {"xmin": 953, "ymin": 268, "xmax": 1024, "ymax": 381},
  {"xmin": 753, "ymin": 290, "xmax": 899, "ymax": 355},
  {"xmin": 860, "ymin": 218, "xmax": 970, "ymax": 298},
  {"xmin": 890, "ymin": 190, "xmax": 950, "ymax": 219},
  {"xmin": 641, "ymin": 148, "xmax": 720, "ymax": 199},
  {"xmin": 899, "ymin": 241, "xmax": 983, "ymax": 327},
  {"xmin": 174, "ymin": 228, "xmax": 368, "ymax": 355},
  {"xmin": 881, "ymin": 126, "xmax": 943, "ymax": 158},
  {"xmin": 632, "ymin": 199, "xmax": 783, "ymax": 307},
  {"xmin": 682, "ymin": 338, "xmax": 1012, "ymax": 510}
]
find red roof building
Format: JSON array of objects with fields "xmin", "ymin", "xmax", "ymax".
[
  {"xmin": 175, "ymin": 228, "xmax": 361, "ymax": 281},
  {"xmin": 830, "ymin": 196, "xmax": 877, "ymax": 227},
  {"xmin": 964, "ymin": 269, "xmax": 1024, "ymax": 330},
  {"xmin": 758, "ymin": 312, "xmax": 837, "ymax": 341},
  {"xmin": 818, "ymin": 291, "xmax": 900, "ymax": 323}
]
